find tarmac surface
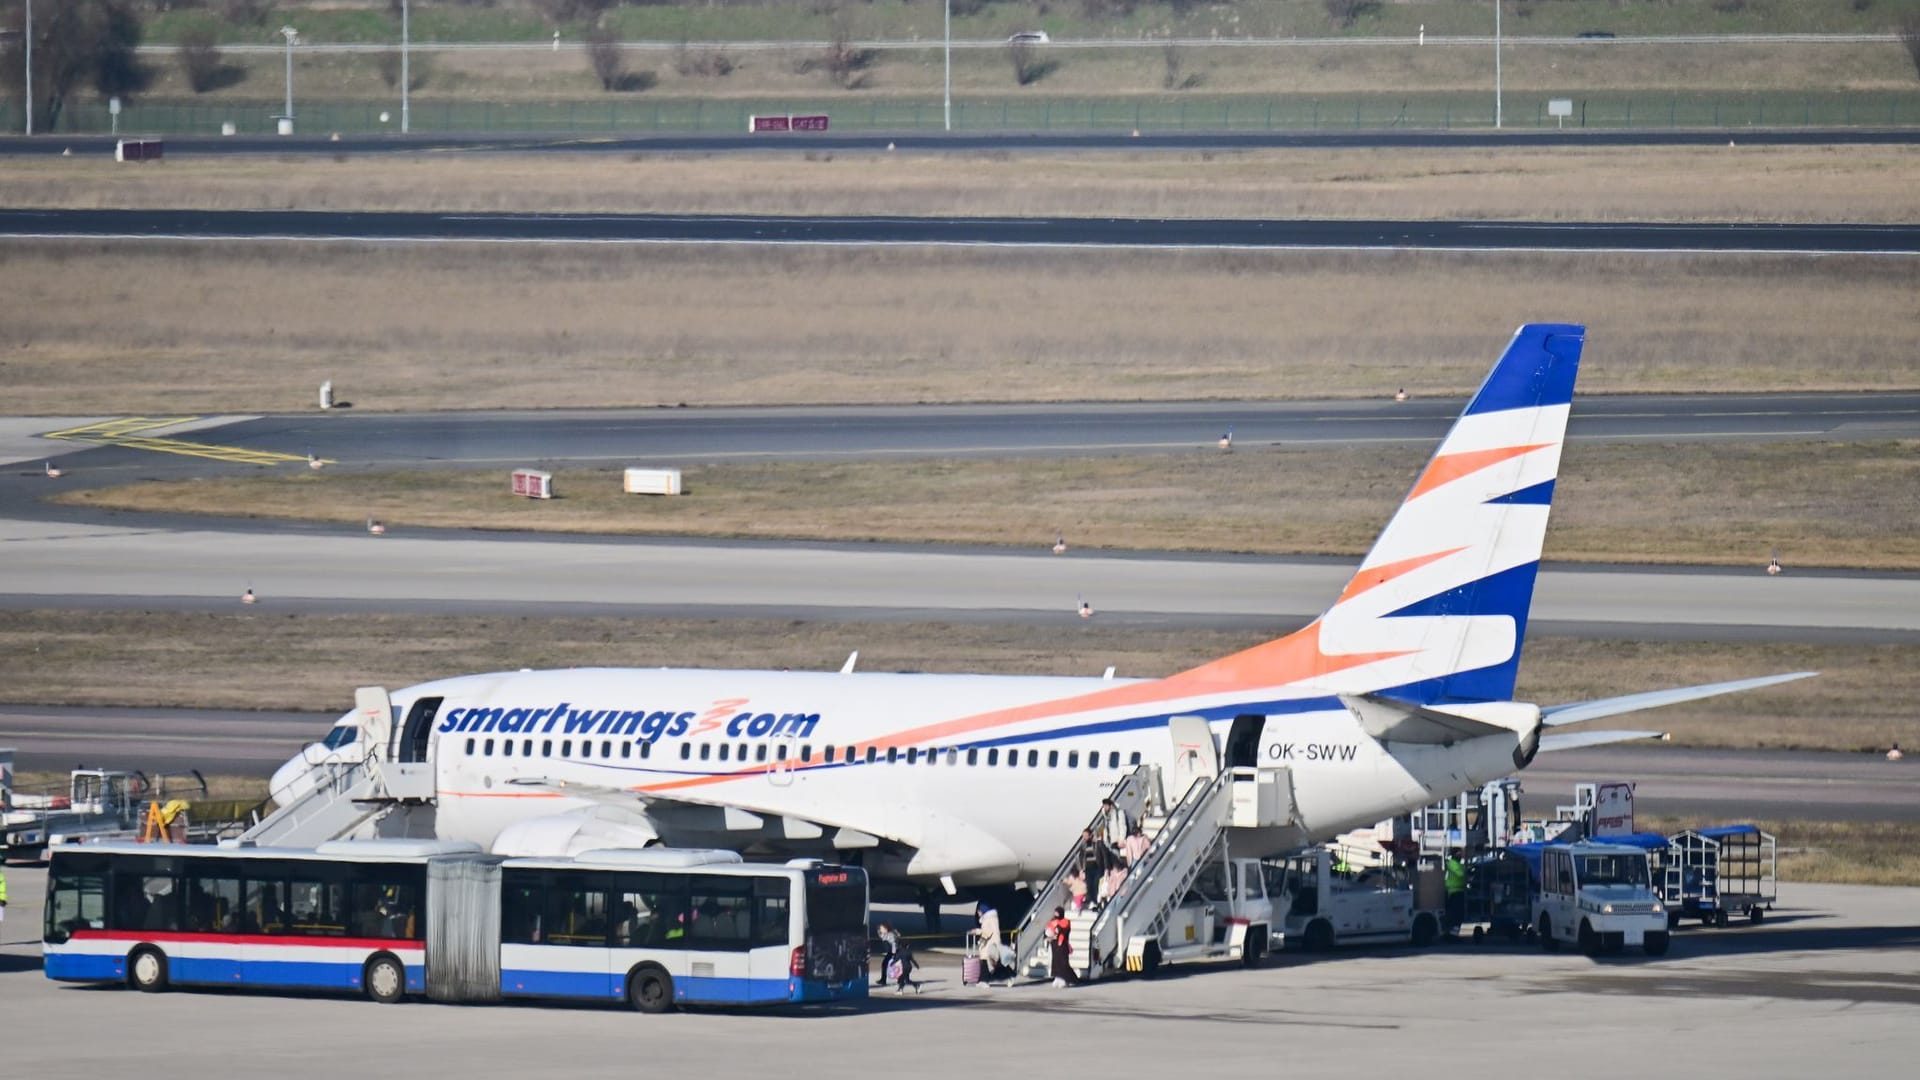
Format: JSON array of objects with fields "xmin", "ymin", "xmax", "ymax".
[
  {"xmin": 0, "ymin": 865, "xmax": 1914, "ymax": 1078},
  {"xmin": 5, "ymin": 207, "xmax": 1917, "ymax": 253}
]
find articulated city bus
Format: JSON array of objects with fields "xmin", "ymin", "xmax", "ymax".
[{"xmin": 44, "ymin": 840, "xmax": 869, "ymax": 1011}]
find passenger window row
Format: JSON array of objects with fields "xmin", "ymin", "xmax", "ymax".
[{"xmin": 460, "ymin": 735, "xmax": 1143, "ymax": 772}]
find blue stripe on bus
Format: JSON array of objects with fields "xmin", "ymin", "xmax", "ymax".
[
  {"xmin": 46, "ymin": 953, "xmax": 125, "ymax": 982},
  {"xmin": 48, "ymin": 953, "xmax": 424, "ymax": 994},
  {"xmin": 499, "ymin": 968, "xmax": 806, "ymax": 1005}
]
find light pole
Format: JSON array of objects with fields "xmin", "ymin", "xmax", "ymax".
[
  {"xmin": 281, "ymin": 25, "xmax": 298, "ymax": 123},
  {"xmin": 942, "ymin": 0, "xmax": 951, "ymax": 132},
  {"xmin": 401, "ymin": 0, "xmax": 410, "ymax": 134},
  {"xmin": 1494, "ymin": 1, "xmax": 1503, "ymax": 129},
  {"xmin": 23, "ymin": 0, "xmax": 31, "ymax": 136}
]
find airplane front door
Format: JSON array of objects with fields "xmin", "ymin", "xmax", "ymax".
[
  {"xmin": 1225, "ymin": 714, "xmax": 1264, "ymax": 770},
  {"xmin": 394, "ymin": 697, "xmax": 443, "ymax": 764},
  {"xmin": 1168, "ymin": 715, "xmax": 1219, "ymax": 797}
]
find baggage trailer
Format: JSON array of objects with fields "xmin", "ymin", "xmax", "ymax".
[
  {"xmin": 1664, "ymin": 825, "xmax": 1777, "ymax": 927},
  {"xmin": 1458, "ymin": 849, "xmax": 1535, "ymax": 944}
]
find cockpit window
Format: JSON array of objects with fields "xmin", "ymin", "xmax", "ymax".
[{"xmin": 322, "ymin": 725, "xmax": 359, "ymax": 750}]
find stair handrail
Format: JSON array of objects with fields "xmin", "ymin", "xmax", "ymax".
[
  {"xmin": 1088, "ymin": 768, "xmax": 1237, "ymax": 969},
  {"xmin": 1011, "ymin": 763, "xmax": 1158, "ymax": 973},
  {"xmin": 239, "ymin": 759, "xmax": 376, "ymax": 844}
]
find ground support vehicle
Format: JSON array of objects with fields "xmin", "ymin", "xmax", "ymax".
[
  {"xmin": 1269, "ymin": 846, "xmax": 1443, "ymax": 951},
  {"xmin": 1663, "ymin": 825, "xmax": 1777, "ymax": 927},
  {"xmin": 4, "ymin": 769, "xmax": 147, "ymax": 861},
  {"xmin": 1525, "ymin": 841, "xmax": 1670, "ymax": 957},
  {"xmin": 1122, "ymin": 854, "xmax": 1273, "ymax": 976}
]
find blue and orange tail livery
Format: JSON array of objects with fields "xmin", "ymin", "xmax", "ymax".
[{"xmin": 1179, "ymin": 323, "xmax": 1585, "ymax": 707}]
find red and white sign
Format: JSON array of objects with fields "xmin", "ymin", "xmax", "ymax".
[
  {"xmin": 510, "ymin": 469, "xmax": 552, "ymax": 499},
  {"xmin": 749, "ymin": 114, "xmax": 828, "ymax": 133}
]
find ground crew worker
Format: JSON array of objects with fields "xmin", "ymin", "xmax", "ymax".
[
  {"xmin": 1444, "ymin": 848, "xmax": 1467, "ymax": 930},
  {"xmin": 0, "ymin": 863, "xmax": 9, "ymax": 926}
]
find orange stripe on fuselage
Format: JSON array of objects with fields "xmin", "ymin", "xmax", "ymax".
[
  {"xmin": 637, "ymin": 622, "xmax": 1414, "ymax": 795},
  {"xmin": 1406, "ymin": 443, "xmax": 1550, "ymax": 502}
]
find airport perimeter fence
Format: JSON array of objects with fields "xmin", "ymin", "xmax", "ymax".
[{"xmin": 9, "ymin": 90, "xmax": 1920, "ymax": 137}]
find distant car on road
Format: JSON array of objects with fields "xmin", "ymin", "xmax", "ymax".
[
  {"xmin": 1575, "ymin": 30, "xmax": 1616, "ymax": 39},
  {"xmin": 1007, "ymin": 31, "xmax": 1050, "ymax": 44}
]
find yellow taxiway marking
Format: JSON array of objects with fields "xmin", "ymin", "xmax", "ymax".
[{"xmin": 43, "ymin": 417, "xmax": 331, "ymax": 466}]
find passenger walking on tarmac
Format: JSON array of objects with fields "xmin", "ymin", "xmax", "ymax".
[
  {"xmin": 876, "ymin": 922, "xmax": 921, "ymax": 994},
  {"xmin": 1444, "ymin": 848, "xmax": 1468, "ymax": 931},
  {"xmin": 1045, "ymin": 906, "xmax": 1075, "ymax": 988},
  {"xmin": 975, "ymin": 902, "xmax": 1002, "ymax": 966}
]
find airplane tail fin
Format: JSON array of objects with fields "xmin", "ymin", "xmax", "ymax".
[{"xmin": 1174, "ymin": 323, "xmax": 1584, "ymax": 706}]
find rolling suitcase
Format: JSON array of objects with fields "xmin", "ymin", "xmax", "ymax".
[{"xmin": 962, "ymin": 955, "xmax": 984, "ymax": 986}]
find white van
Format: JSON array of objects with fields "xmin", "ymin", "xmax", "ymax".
[{"xmin": 1533, "ymin": 842, "xmax": 1670, "ymax": 956}]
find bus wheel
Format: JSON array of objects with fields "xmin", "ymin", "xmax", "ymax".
[
  {"xmin": 627, "ymin": 965, "xmax": 674, "ymax": 1014},
  {"xmin": 128, "ymin": 946, "xmax": 169, "ymax": 993},
  {"xmin": 1537, "ymin": 915, "xmax": 1558, "ymax": 952},
  {"xmin": 364, "ymin": 954, "xmax": 407, "ymax": 1004}
]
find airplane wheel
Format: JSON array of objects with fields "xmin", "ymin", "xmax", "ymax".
[{"xmin": 129, "ymin": 946, "xmax": 169, "ymax": 993}]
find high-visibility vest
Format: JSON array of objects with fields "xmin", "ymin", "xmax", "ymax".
[
  {"xmin": 0, "ymin": 869, "xmax": 8, "ymax": 904},
  {"xmin": 1445, "ymin": 858, "xmax": 1466, "ymax": 894}
]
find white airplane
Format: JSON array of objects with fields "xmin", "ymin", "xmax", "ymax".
[{"xmin": 270, "ymin": 323, "xmax": 1811, "ymax": 904}]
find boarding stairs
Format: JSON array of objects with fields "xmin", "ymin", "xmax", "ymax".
[
  {"xmin": 1013, "ymin": 765, "xmax": 1245, "ymax": 981},
  {"xmin": 1010, "ymin": 764, "xmax": 1160, "ymax": 978},
  {"xmin": 235, "ymin": 759, "xmax": 387, "ymax": 847}
]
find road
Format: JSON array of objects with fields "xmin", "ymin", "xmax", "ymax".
[
  {"xmin": 5, "ymin": 128, "xmax": 1920, "ymax": 157},
  {"xmin": 5, "ymin": 208, "xmax": 1917, "ymax": 253}
]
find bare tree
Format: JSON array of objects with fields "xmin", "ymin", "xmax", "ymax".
[
  {"xmin": 822, "ymin": 21, "xmax": 873, "ymax": 89},
  {"xmin": 1901, "ymin": 16, "xmax": 1920, "ymax": 79},
  {"xmin": 587, "ymin": 24, "xmax": 626, "ymax": 91},
  {"xmin": 1323, "ymin": 0, "xmax": 1382, "ymax": 29},
  {"xmin": 376, "ymin": 48, "xmax": 431, "ymax": 92},
  {"xmin": 0, "ymin": 0, "xmax": 152, "ymax": 130},
  {"xmin": 1007, "ymin": 39, "xmax": 1056, "ymax": 86},
  {"xmin": 177, "ymin": 25, "xmax": 234, "ymax": 94}
]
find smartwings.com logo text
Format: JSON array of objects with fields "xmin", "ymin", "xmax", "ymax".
[{"xmin": 436, "ymin": 700, "xmax": 821, "ymax": 742}]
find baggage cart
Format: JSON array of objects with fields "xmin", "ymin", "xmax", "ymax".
[
  {"xmin": 1458, "ymin": 849, "xmax": 1535, "ymax": 943},
  {"xmin": 1665, "ymin": 825, "xmax": 1776, "ymax": 926}
]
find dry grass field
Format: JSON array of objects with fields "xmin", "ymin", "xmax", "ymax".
[
  {"xmin": 3, "ymin": 242, "xmax": 1915, "ymax": 415},
  {"xmin": 52, "ymin": 440, "xmax": 1920, "ymax": 571},
  {"xmin": 1, "ymin": 610, "xmax": 1905, "ymax": 754},
  {"xmin": 3, "ymin": 146, "xmax": 1917, "ymax": 221},
  {"xmin": 1637, "ymin": 815, "xmax": 1920, "ymax": 887}
]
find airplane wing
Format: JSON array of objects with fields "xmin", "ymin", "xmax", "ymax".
[
  {"xmin": 1540, "ymin": 671, "xmax": 1816, "ymax": 727},
  {"xmin": 504, "ymin": 776, "xmax": 879, "ymax": 846},
  {"xmin": 1539, "ymin": 729, "xmax": 1668, "ymax": 753}
]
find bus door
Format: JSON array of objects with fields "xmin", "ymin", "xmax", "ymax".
[{"xmin": 798, "ymin": 867, "xmax": 868, "ymax": 995}]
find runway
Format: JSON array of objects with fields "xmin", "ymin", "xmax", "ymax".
[
  {"xmin": 5, "ymin": 207, "xmax": 1916, "ymax": 253},
  {"xmin": 4, "ymin": 127, "xmax": 1919, "ymax": 158},
  {"xmin": 9, "ymin": 392, "xmax": 1917, "ymax": 485}
]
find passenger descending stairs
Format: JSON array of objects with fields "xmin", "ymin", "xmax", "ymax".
[
  {"xmin": 1013, "ymin": 765, "xmax": 1238, "ymax": 981},
  {"xmin": 237, "ymin": 760, "xmax": 387, "ymax": 847}
]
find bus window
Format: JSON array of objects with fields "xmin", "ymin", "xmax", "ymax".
[
  {"xmin": 685, "ymin": 876, "xmax": 753, "ymax": 952},
  {"xmin": 750, "ymin": 877, "xmax": 792, "ymax": 948},
  {"xmin": 188, "ymin": 873, "xmax": 243, "ymax": 932},
  {"xmin": 501, "ymin": 874, "xmax": 544, "ymax": 944},
  {"xmin": 287, "ymin": 876, "xmax": 347, "ymax": 935},
  {"xmin": 44, "ymin": 857, "xmax": 107, "ymax": 942},
  {"xmin": 612, "ymin": 873, "xmax": 687, "ymax": 950},
  {"xmin": 544, "ymin": 881, "xmax": 609, "ymax": 947},
  {"xmin": 350, "ymin": 879, "xmax": 421, "ymax": 939},
  {"xmin": 111, "ymin": 870, "xmax": 179, "ymax": 932},
  {"xmin": 243, "ymin": 878, "xmax": 286, "ymax": 933}
]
